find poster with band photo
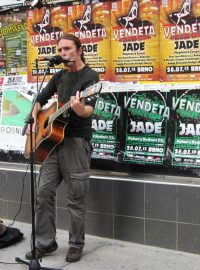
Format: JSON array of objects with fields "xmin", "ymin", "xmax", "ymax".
[
  {"xmin": 160, "ymin": 0, "xmax": 200, "ymax": 81},
  {"xmin": 26, "ymin": 6, "xmax": 68, "ymax": 82},
  {"xmin": 111, "ymin": 0, "xmax": 159, "ymax": 82},
  {"xmin": 68, "ymin": 2, "xmax": 111, "ymax": 81}
]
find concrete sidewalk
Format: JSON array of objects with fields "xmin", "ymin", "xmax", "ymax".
[{"xmin": 0, "ymin": 220, "xmax": 200, "ymax": 270}]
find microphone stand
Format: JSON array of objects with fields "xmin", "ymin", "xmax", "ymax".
[{"xmin": 15, "ymin": 60, "xmax": 62, "ymax": 270}]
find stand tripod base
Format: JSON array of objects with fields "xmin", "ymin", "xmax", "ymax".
[{"xmin": 15, "ymin": 257, "xmax": 62, "ymax": 270}]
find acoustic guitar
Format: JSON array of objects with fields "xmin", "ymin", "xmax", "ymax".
[{"xmin": 25, "ymin": 82, "xmax": 102, "ymax": 163}]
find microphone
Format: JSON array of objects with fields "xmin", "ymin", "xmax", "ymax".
[{"xmin": 37, "ymin": 55, "xmax": 74, "ymax": 65}]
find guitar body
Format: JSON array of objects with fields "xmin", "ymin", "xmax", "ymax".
[
  {"xmin": 25, "ymin": 101, "xmax": 67, "ymax": 163},
  {"xmin": 24, "ymin": 82, "xmax": 102, "ymax": 163}
]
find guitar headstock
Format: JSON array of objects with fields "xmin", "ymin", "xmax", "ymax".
[{"xmin": 80, "ymin": 82, "xmax": 102, "ymax": 99}]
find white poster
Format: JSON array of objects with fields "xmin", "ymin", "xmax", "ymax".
[
  {"xmin": 0, "ymin": 75, "xmax": 37, "ymax": 152},
  {"xmin": 0, "ymin": 0, "xmax": 25, "ymax": 8}
]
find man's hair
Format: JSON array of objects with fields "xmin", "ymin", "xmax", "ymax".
[{"xmin": 57, "ymin": 34, "xmax": 85, "ymax": 63}]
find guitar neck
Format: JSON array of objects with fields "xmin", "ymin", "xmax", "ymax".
[
  {"xmin": 47, "ymin": 82, "xmax": 101, "ymax": 124},
  {"xmin": 49, "ymin": 101, "xmax": 71, "ymax": 123}
]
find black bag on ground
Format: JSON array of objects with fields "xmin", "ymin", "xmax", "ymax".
[
  {"xmin": 0, "ymin": 220, "xmax": 6, "ymax": 236},
  {"xmin": 0, "ymin": 227, "xmax": 24, "ymax": 248}
]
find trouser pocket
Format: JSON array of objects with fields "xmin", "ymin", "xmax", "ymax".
[{"xmin": 68, "ymin": 171, "xmax": 89, "ymax": 200}]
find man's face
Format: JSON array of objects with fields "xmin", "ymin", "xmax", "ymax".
[{"xmin": 57, "ymin": 39, "xmax": 82, "ymax": 65}]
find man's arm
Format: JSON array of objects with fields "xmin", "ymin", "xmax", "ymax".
[
  {"xmin": 26, "ymin": 71, "xmax": 62, "ymax": 135},
  {"xmin": 26, "ymin": 102, "xmax": 42, "ymax": 135},
  {"xmin": 70, "ymin": 91, "xmax": 93, "ymax": 118},
  {"xmin": 70, "ymin": 68, "xmax": 99, "ymax": 117}
]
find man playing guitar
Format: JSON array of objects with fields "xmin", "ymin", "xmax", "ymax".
[{"xmin": 25, "ymin": 34, "xmax": 99, "ymax": 262}]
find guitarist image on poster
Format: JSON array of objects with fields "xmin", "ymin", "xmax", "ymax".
[
  {"xmin": 35, "ymin": 9, "xmax": 50, "ymax": 34},
  {"xmin": 25, "ymin": 35, "xmax": 99, "ymax": 262},
  {"xmin": 118, "ymin": 0, "xmax": 152, "ymax": 28},
  {"xmin": 118, "ymin": 0, "xmax": 139, "ymax": 28},
  {"xmin": 122, "ymin": 0, "xmax": 138, "ymax": 27},
  {"xmin": 34, "ymin": 8, "xmax": 62, "ymax": 34},
  {"xmin": 76, "ymin": 5, "xmax": 92, "ymax": 31},
  {"xmin": 73, "ymin": 4, "xmax": 103, "ymax": 31},
  {"xmin": 38, "ymin": 9, "xmax": 50, "ymax": 33},
  {"xmin": 169, "ymin": 0, "xmax": 192, "ymax": 25}
]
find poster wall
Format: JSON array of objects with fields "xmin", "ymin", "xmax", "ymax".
[
  {"xmin": 68, "ymin": 2, "xmax": 111, "ymax": 81},
  {"xmin": 0, "ymin": 2, "xmax": 200, "ymax": 172},
  {"xmin": 160, "ymin": 0, "xmax": 200, "ymax": 81},
  {"xmin": 0, "ymin": 74, "xmax": 200, "ymax": 170},
  {"xmin": 110, "ymin": 0, "xmax": 159, "ymax": 82},
  {"xmin": 26, "ymin": 6, "xmax": 68, "ymax": 82}
]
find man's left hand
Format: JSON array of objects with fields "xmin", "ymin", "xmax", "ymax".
[{"xmin": 70, "ymin": 91, "xmax": 93, "ymax": 117}]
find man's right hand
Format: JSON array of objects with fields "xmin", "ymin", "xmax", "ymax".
[
  {"xmin": 26, "ymin": 102, "xmax": 41, "ymax": 135},
  {"xmin": 26, "ymin": 115, "xmax": 37, "ymax": 135}
]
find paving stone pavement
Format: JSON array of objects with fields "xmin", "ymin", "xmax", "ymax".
[{"xmin": 0, "ymin": 220, "xmax": 200, "ymax": 270}]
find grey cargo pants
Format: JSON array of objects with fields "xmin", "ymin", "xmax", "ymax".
[{"xmin": 35, "ymin": 137, "xmax": 91, "ymax": 250}]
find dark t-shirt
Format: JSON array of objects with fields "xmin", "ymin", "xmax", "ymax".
[{"xmin": 37, "ymin": 65, "xmax": 99, "ymax": 139}]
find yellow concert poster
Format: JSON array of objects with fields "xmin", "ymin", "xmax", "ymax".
[
  {"xmin": 26, "ymin": 6, "xmax": 68, "ymax": 82},
  {"xmin": 68, "ymin": 2, "xmax": 111, "ymax": 81},
  {"xmin": 160, "ymin": 0, "xmax": 200, "ymax": 81},
  {"xmin": 111, "ymin": 0, "xmax": 159, "ymax": 82}
]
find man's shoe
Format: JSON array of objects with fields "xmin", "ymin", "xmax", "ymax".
[
  {"xmin": 25, "ymin": 241, "xmax": 58, "ymax": 260},
  {"xmin": 66, "ymin": 247, "xmax": 82, "ymax": 262}
]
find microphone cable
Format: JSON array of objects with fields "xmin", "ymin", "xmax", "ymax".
[
  {"xmin": 0, "ymin": 163, "xmax": 30, "ymax": 265},
  {"xmin": 7, "ymin": 162, "xmax": 30, "ymax": 228}
]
